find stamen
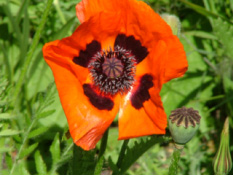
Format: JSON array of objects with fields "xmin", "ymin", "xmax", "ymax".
[{"xmin": 88, "ymin": 46, "xmax": 136, "ymax": 95}]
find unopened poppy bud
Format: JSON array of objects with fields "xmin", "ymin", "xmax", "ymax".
[
  {"xmin": 213, "ymin": 117, "xmax": 232, "ymax": 175},
  {"xmin": 161, "ymin": 14, "xmax": 181, "ymax": 37},
  {"xmin": 168, "ymin": 107, "xmax": 201, "ymax": 149}
]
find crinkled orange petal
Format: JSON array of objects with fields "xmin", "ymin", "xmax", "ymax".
[
  {"xmin": 76, "ymin": 0, "xmax": 172, "ymax": 40},
  {"xmin": 161, "ymin": 36, "xmax": 188, "ymax": 83},
  {"xmin": 118, "ymin": 90, "xmax": 166, "ymax": 140},
  {"xmin": 43, "ymin": 41, "xmax": 120, "ymax": 150},
  {"xmin": 118, "ymin": 75, "xmax": 167, "ymax": 139},
  {"xmin": 76, "ymin": 0, "xmax": 119, "ymax": 23},
  {"xmin": 144, "ymin": 87, "xmax": 167, "ymax": 131},
  {"xmin": 136, "ymin": 37, "xmax": 188, "ymax": 89}
]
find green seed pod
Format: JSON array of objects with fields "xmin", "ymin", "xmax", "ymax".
[
  {"xmin": 161, "ymin": 14, "xmax": 181, "ymax": 37},
  {"xmin": 168, "ymin": 107, "xmax": 201, "ymax": 149},
  {"xmin": 213, "ymin": 117, "xmax": 232, "ymax": 175}
]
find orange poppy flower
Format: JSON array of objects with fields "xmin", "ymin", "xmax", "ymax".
[{"xmin": 43, "ymin": 0, "xmax": 188, "ymax": 150}]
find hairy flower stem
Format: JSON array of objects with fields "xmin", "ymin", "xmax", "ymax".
[
  {"xmin": 94, "ymin": 129, "xmax": 109, "ymax": 175},
  {"xmin": 168, "ymin": 147, "xmax": 182, "ymax": 175},
  {"xmin": 12, "ymin": 0, "xmax": 53, "ymax": 107},
  {"xmin": 117, "ymin": 140, "xmax": 129, "ymax": 168},
  {"xmin": 111, "ymin": 139, "xmax": 129, "ymax": 175}
]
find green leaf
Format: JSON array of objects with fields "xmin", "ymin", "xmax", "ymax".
[
  {"xmin": 49, "ymin": 142, "xmax": 73, "ymax": 175},
  {"xmin": 0, "ymin": 113, "xmax": 15, "ymax": 120},
  {"xmin": 37, "ymin": 109, "xmax": 56, "ymax": 119},
  {"xmin": 50, "ymin": 133, "xmax": 61, "ymax": 164},
  {"xmin": 72, "ymin": 145, "xmax": 96, "ymax": 175},
  {"xmin": 51, "ymin": 16, "xmax": 76, "ymax": 40},
  {"xmin": 0, "ymin": 147, "xmax": 13, "ymax": 153},
  {"xmin": 0, "ymin": 129, "xmax": 21, "ymax": 136},
  {"xmin": 28, "ymin": 127, "xmax": 48, "ymax": 139},
  {"xmin": 118, "ymin": 136, "xmax": 170, "ymax": 174},
  {"xmin": 35, "ymin": 150, "xmax": 47, "ymax": 175},
  {"xmin": 212, "ymin": 18, "xmax": 233, "ymax": 59},
  {"xmin": 18, "ymin": 162, "xmax": 31, "ymax": 175},
  {"xmin": 19, "ymin": 0, "xmax": 30, "ymax": 64},
  {"xmin": 16, "ymin": 0, "xmax": 29, "ymax": 24},
  {"xmin": 108, "ymin": 157, "xmax": 119, "ymax": 174},
  {"xmin": 179, "ymin": 0, "xmax": 232, "ymax": 23},
  {"xmin": 184, "ymin": 31, "xmax": 217, "ymax": 40},
  {"xmin": 223, "ymin": 76, "xmax": 233, "ymax": 116},
  {"xmin": 18, "ymin": 142, "xmax": 38, "ymax": 159},
  {"xmin": 2, "ymin": 3, "xmax": 22, "ymax": 43}
]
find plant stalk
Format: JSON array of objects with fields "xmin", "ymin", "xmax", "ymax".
[
  {"xmin": 94, "ymin": 129, "xmax": 109, "ymax": 175},
  {"xmin": 168, "ymin": 147, "xmax": 182, "ymax": 175},
  {"xmin": 12, "ymin": 0, "xmax": 53, "ymax": 107}
]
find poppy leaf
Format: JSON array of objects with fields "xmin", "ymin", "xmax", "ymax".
[
  {"xmin": 37, "ymin": 109, "xmax": 56, "ymax": 119},
  {"xmin": 18, "ymin": 142, "xmax": 39, "ymax": 159},
  {"xmin": 28, "ymin": 127, "xmax": 49, "ymax": 139},
  {"xmin": 212, "ymin": 18, "xmax": 233, "ymax": 59},
  {"xmin": 35, "ymin": 150, "xmax": 48, "ymax": 175},
  {"xmin": 118, "ymin": 136, "xmax": 170, "ymax": 174},
  {"xmin": 72, "ymin": 145, "xmax": 96, "ymax": 175},
  {"xmin": 19, "ymin": 163, "xmax": 31, "ymax": 175},
  {"xmin": 49, "ymin": 133, "xmax": 61, "ymax": 164}
]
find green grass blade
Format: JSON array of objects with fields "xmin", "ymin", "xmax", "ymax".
[
  {"xmin": 2, "ymin": 3, "xmax": 22, "ymax": 43},
  {"xmin": 179, "ymin": 0, "xmax": 233, "ymax": 24},
  {"xmin": 19, "ymin": 0, "xmax": 30, "ymax": 64},
  {"xmin": 12, "ymin": 0, "xmax": 54, "ymax": 107},
  {"xmin": 0, "ymin": 129, "xmax": 21, "ymax": 136},
  {"xmin": 16, "ymin": 0, "xmax": 29, "ymax": 24},
  {"xmin": 0, "ymin": 113, "xmax": 15, "ymax": 120}
]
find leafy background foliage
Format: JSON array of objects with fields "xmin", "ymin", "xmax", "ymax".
[{"xmin": 0, "ymin": 0, "xmax": 233, "ymax": 174}]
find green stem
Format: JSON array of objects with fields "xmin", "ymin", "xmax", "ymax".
[
  {"xmin": 94, "ymin": 130, "xmax": 109, "ymax": 175},
  {"xmin": 54, "ymin": 0, "xmax": 66, "ymax": 24},
  {"xmin": 12, "ymin": 0, "xmax": 53, "ymax": 107},
  {"xmin": 168, "ymin": 148, "xmax": 182, "ymax": 175},
  {"xmin": 112, "ymin": 139, "xmax": 129, "ymax": 175},
  {"xmin": 10, "ymin": 117, "xmax": 37, "ymax": 175},
  {"xmin": 117, "ymin": 140, "xmax": 129, "ymax": 168}
]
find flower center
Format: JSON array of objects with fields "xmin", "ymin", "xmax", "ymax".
[
  {"xmin": 88, "ymin": 46, "xmax": 136, "ymax": 95},
  {"xmin": 102, "ymin": 57, "xmax": 123, "ymax": 78}
]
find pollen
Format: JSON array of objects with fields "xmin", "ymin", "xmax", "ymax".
[{"xmin": 88, "ymin": 46, "xmax": 136, "ymax": 95}]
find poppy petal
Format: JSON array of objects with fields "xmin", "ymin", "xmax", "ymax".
[
  {"xmin": 76, "ymin": 0, "xmax": 118, "ymax": 23},
  {"xmin": 118, "ymin": 92, "xmax": 166, "ymax": 140},
  {"xmin": 144, "ymin": 87, "xmax": 167, "ymax": 131},
  {"xmin": 130, "ymin": 74, "xmax": 153, "ymax": 109},
  {"xmin": 76, "ymin": 0, "xmax": 172, "ymax": 39},
  {"xmin": 161, "ymin": 36, "xmax": 188, "ymax": 83},
  {"xmin": 73, "ymin": 40, "xmax": 101, "ymax": 67},
  {"xmin": 114, "ymin": 34, "xmax": 148, "ymax": 64},
  {"xmin": 43, "ymin": 41, "xmax": 120, "ymax": 150},
  {"xmin": 118, "ymin": 74, "xmax": 167, "ymax": 139}
]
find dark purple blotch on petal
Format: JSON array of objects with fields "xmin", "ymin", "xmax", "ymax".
[
  {"xmin": 114, "ymin": 34, "xmax": 148, "ymax": 64},
  {"xmin": 73, "ymin": 40, "xmax": 101, "ymax": 67},
  {"xmin": 131, "ymin": 74, "xmax": 153, "ymax": 109},
  {"xmin": 83, "ymin": 84, "xmax": 114, "ymax": 110}
]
